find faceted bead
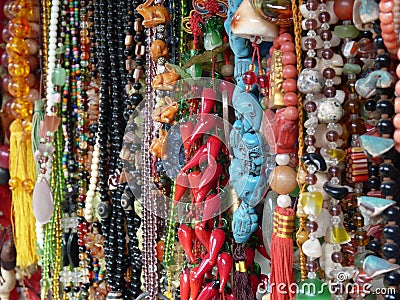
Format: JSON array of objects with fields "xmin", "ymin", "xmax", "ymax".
[
  {"xmin": 334, "ymin": 25, "xmax": 360, "ymax": 39},
  {"xmin": 382, "ymin": 243, "xmax": 399, "ymax": 259},
  {"xmin": 242, "ymin": 71, "xmax": 257, "ymax": 85},
  {"xmin": 257, "ymin": 74, "xmax": 268, "ymax": 88},
  {"xmin": 301, "ymin": 192, "xmax": 323, "ymax": 216}
]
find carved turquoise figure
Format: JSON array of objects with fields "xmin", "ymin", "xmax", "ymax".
[
  {"xmin": 232, "ymin": 202, "xmax": 258, "ymax": 243},
  {"xmin": 224, "ymin": 0, "xmax": 252, "ymax": 88},
  {"xmin": 243, "ymin": 132, "xmax": 264, "ymax": 174},
  {"xmin": 232, "ymin": 92, "xmax": 263, "ymax": 132},
  {"xmin": 355, "ymin": 70, "xmax": 395, "ymax": 98},
  {"xmin": 234, "ymin": 174, "xmax": 266, "ymax": 207}
]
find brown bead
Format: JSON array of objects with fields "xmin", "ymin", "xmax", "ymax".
[
  {"xmin": 331, "ymin": 251, "xmax": 344, "ymax": 263},
  {"xmin": 304, "ymin": 101, "xmax": 317, "ymax": 113},
  {"xmin": 347, "ymin": 117, "xmax": 366, "ymax": 135},
  {"xmin": 304, "ymin": 57, "xmax": 317, "ymax": 68},
  {"xmin": 305, "ymin": 174, "xmax": 317, "ymax": 185},
  {"xmin": 354, "ymin": 230, "xmax": 369, "ymax": 246},
  {"xmin": 344, "ymin": 99, "xmax": 361, "ymax": 114},
  {"xmin": 305, "ymin": 134, "xmax": 316, "ymax": 146},
  {"xmin": 321, "ymin": 48, "xmax": 334, "ymax": 59},
  {"xmin": 304, "ymin": 38, "xmax": 317, "ymax": 50},
  {"xmin": 329, "ymin": 204, "xmax": 342, "ymax": 216},
  {"xmin": 306, "ymin": 221, "xmax": 318, "ymax": 232},
  {"xmin": 318, "ymin": 11, "xmax": 331, "ymax": 23},
  {"xmin": 326, "ymin": 130, "xmax": 339, "ymax": 142},
  {"xmin": 306, "ymin": 0, "xmax": 319, "ymax": 11},
  {"xmin": 306, "ymin": 260, "xmax": 318, "ymax": 272},
  {"xmin": 334, "ymin": 0, "xmax": 354, "ymax": 21},
  {"xmin": 305, "ymin": 19, "xmax": 318, "ymax": 30},
  {"xmin": 269, "ymin": 165, "xmax": 298, "ymax": 194},
  {"xmin": 320, "ymin": 30, "xmax": 332, "ymax": 41},
  {"xmin": 324, "ymin": 86, "xmax": 336, "ymax": 98},
  {"xmin": 352, "ymin": 212, "xmax": 364, "ymax": 227},
  {"xmin": 328, "ymin": 166, "xmax": 341, "ymax": 177},
  {"xmin": 323, "ymin": 67, "xmax": 336, "ymax": 79}
]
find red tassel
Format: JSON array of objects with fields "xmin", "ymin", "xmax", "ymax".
[{"xmin": 269, "ymin": 206, "xmax": 295, "ymax": 300}]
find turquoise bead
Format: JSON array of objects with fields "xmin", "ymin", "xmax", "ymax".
[{"xmin": 343, "ymin": 63, "xmax": 361, "ymax": 75}]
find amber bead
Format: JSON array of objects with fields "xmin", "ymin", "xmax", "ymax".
[
  {"xmin": 354, "ymin": 230, "xmax": 369, "ymax": 246},
  {"xmin": 10, "ymin": 97, "xmax": 32, "ymax": 119},
  {"xmin": 344, "ymin": 99, "xmax": 361, "ymax": 114},
  {"xmin": 352, "ymin": 212, "xmax": 364, "ymax": 227},
  {"xmin": 8, "ymin": 57, "xmax": 30, "ymax": 78},
  {"xmin": 6, "ymin": 37, "xmax": 28, "ymax": 56},
  {"xmin": 8, "ymin": 17, "xmax": 31, "ymax": 38},
  {"xmin": 346, "ymin": 116, "xmax": 366, "ymax": 135},
  {"xmin": 8, "ymin": 77, "xmax": 29, "ymax": 98}
]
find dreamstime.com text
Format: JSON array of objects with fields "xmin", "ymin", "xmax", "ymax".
[{"xmin": 268, "ymin": 282, "xmax": 396, "ymax": 296}]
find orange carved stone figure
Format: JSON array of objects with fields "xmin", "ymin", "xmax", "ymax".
[
  {"xmin": 150, "ymin": 128, "xmax": 168, "ymax": 159},
  {"xmin": 151, "ymin": 40, "xmax": 169, "ymax": 62},
  {"xmin": 137, "ymin": 0, "xmax": 171, "ymax": 28},
  {"xmin": 152, "ymin": 96, "xmax": 178, "ymax": 124},
  {"xmin": 152, "ymin": 64, "xmax": 181, "ymax": 91}
]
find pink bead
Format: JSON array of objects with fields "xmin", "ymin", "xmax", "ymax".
[
  {"xmin": 283, "ymin": 106, "xmax": 299, "ymax": 121},
  {"xmin": 281, "ymin": 41, "xmax": 295, "ymax": 53},
  {"xmin": 396, "ymin": 65, "xmax": 400, "ymax": 78},
  {"xmin": 394, "ymin": 114, "xmax": 400, "ymax": 129},
  {"xmin": 278, "ymin": 33, "xmax": 293, "ymax": 46},
  {"xmin": 379, "ymin": 0, "xmax": 394, "ymax": 13},
  {"xmin": 282, "ymin": 79, "xmax": 297, "ymax": 93},
  {"xmin": 380, "ymin": 12, "xmax": 394, "ymax": 24},
  {"xmin": 395, "ymin": 81, "xmax": 400, "ymax": 95},
  {"xmin": 382, "ymin": 32, "xmax": 396, "ymax": 42},
  {"xmin": 269, "ymin": 46, "xmax": 277, "ymax": 57},
  {"xmin": 282, "ymin": 52, "xmax": 296, "ymax": 65},
  {"xmin": 394, "ymin": 129, "xmax": 400, "ymax": 144},
  {"xmin": 395, "ymin": 97, "xmax": 400, "ymax": 112},
  {"xmin": 283, "ymin": 92, "xmax": 298, "ymax": 106},
  {"xmin": 282, "ymin": 65, "xmax": 297, "ymax": 79},
  {"xmin": 381, "ymin": 22, "xmax": 395, "ymax": 33}
]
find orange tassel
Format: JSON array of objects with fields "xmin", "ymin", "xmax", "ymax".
[{"xmin": 270, "ymin": 205, "xmax": 295, "ymax": 300}]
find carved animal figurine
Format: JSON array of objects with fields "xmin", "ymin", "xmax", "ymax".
[
  {"xmin": 136, "ymin": 0, "xmax": 171, "ymax": 28},
  {"xmin": 152, "ymin": 64, "xmax": 181, "ymax": 91},
  {"xmin": 152, "ymin": 96, "xmax": 178, "ymax": 123},
  {"xmin": 151, "ymin": 40, "xmax": 169, "ymax": 62},
  {"xmin": 149, "ymin": 129, "xmax": 168, "ymax": 159}
]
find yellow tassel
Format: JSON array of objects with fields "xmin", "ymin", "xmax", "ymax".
[{"xmin": 9, "ymin": 119, "xmax": 39, "ymax": 270}]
